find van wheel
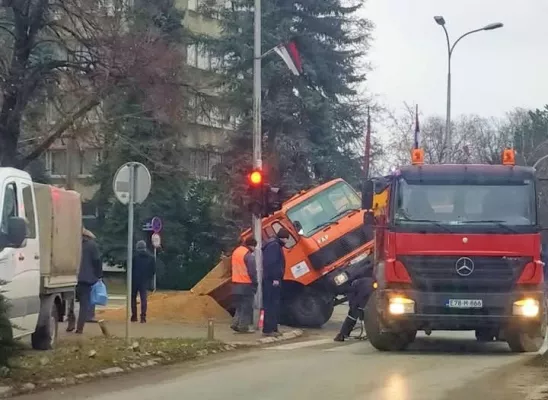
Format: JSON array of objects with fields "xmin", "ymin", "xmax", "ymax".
[
  {"xmin": 365, "ymin": 293, "xmax": 412, "ymax": 351},
  {"xmin": 31, "ymin": 301, "xmax": 59, "ymax": 351}
]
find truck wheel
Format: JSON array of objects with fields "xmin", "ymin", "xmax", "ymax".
[
  {"xmin": 507, "ymin": 302, "xmax": 547, "ymax": 352},
  {"xmin": 31, "ymin": 300, "xmax": 59, "ymax": 351},
  {"xmin": 286, "ymin": 289, "xmax": 332, "ymax": 328},
  {"xmin": 365, "ymin": 294, "xmax": 412, "ymax": 352},
  {"xmin": 475, "ymin": 329, "xmax": 497, "ymax": 342}
]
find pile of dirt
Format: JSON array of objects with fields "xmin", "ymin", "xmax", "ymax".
[{"xmin": 97, "ymin": 291, "xmax": 231, "ymax": 324}]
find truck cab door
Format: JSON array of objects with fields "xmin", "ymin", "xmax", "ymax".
[
  {"xmin": 16, "ymin": 178, "xmax": 41, "ymax": 332},
  {"xmin": 0, "ymin": 179, "xmax": 36, "ymax": 337}
]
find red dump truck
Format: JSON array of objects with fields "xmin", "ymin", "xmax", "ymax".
[{"xmin": 362, "ymin": 148, "xmax": 546, "ymax": 352}]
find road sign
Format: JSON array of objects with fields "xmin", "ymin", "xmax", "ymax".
[
  {"xmin": 151, "ymin": 233, "xmax": 161, "ymax": 248},
  {"xmin": 151, "ymin": 217, "xmax": 163, "ymax": 233},
  {"xmin": 112, "ymin": 162, "xmax": 152, "ymax": 344},
  {"xmin": 113, "ymin": 162, "xmax": 152, "ymax": 205}
]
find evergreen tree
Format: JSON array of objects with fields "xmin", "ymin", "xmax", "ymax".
[
  {"xmin": 90, "ymin": 1, "xmax": 228, "ymax": 289},
  {"xmin": 202, "ymin": 0, "xmax": 377, "ymax": 223}
]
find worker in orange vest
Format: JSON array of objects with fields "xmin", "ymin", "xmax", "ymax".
[{"xmin": 230, "ymin": 237, "xmax": 258, "ymax": 333}]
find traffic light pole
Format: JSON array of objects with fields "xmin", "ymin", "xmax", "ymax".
[{"xmin": 252, "ymin": 0, "xmax": 263, "ymax": 324}]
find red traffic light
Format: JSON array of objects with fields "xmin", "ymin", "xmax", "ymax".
[{"xmin": 248, "ymin": 170, "xmax": 263, "ymax": 186}]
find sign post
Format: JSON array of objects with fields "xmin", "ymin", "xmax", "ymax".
[
  {"xmin": 113, "ymin": 162, "xmax": 151, "ymax": 344},
  {"xmin": 151, "ymin": 232, "xmax": 161, "ymax": 292}
]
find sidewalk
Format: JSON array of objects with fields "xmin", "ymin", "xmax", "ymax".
[{"xmin": 59, "ymin": 319, "xmax": 303, "ymax": 346}]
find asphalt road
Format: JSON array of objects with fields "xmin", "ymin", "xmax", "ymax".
[{"xmin": 16, "ymin": 305, "xmax": 545, "ymax": 400}]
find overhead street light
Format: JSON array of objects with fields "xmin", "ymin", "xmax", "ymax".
[{"xmin": 433, "ymin": 16, "xmax": 503, "ymax": 161}]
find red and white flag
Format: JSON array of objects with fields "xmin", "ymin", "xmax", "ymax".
[{"xmin": 274, "ymin": 40, "xmax": 303, "ymax": 76}]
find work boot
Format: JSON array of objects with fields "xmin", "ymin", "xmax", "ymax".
[
  {"xmin": 339, "ymin": 316, "xmax": 357, "ymax": 338},
  {"xmin": 140, "ymin": 316, "xmax": 146, "ymax": 323},
  {"xmin": 131, "ymin": 315, "xmax": 138, "ymax": 322},
  {"xmin": 334, "ymin": 333, "xmax": 345, "ymax": 342}
]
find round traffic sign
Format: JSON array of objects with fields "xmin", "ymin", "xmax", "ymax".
[
  {"xmin": 113, "ymin": 162, "xmax": 152, "ymax": 205},
  {"xmin": 151, "ymin": 233, "xmax": 161, "ymax": 248},
  {"xmin": 151, "ymin": 217, "xmax": 163, "ymax": 233}
]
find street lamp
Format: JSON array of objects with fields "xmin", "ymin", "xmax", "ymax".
[{"xmin": 434, "ymin": 16, "xmax": 503, "ymax": 160}]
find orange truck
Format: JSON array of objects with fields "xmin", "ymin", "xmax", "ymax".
[{"xmin": 192, "ymin": 178, "xmax": 375, "ymax": 327}]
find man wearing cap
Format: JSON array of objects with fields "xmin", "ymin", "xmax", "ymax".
[
  {"xmin": 131, "ymin": 240, "xmax": 156, "ymax": 323},
  {"xmin": 262, "ymin": 229, "xmax": 290, "ymax": 337}
]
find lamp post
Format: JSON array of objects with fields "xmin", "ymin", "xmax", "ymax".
[{"xmin": 434, "ymin": 16, "xmax": 503, "ymax": 160}]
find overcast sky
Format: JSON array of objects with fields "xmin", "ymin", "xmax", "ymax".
[{"xmin": 363, "ymin": 0, "xmax": 548, "ymax": 119}]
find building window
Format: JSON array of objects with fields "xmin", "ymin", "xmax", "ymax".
[
  {"xmin": 186, "ymin": 149, "xmax": 223, "ymax": 180},
  {"xmin": 46, "ymin": 148, "xmax": 102, "ymax": 177},
  {"xmin": 186, "ymin": 44, "xmax": 220, "ymax": 71},
  {"xmin": 187, "ymin": 0, "xmax": 198, "ymax": 10}
]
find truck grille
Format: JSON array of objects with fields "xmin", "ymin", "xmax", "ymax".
[
  {"xmin": 400, "ymin": 255, "xmax": 531, "ymax": 293},
  {"xmin": 308, "ymin": 226, "xmax": 372, "ymax": 271}
]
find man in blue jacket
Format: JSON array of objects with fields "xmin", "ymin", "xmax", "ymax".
[{"xmin": 262, "ymin": 228, "xmax": 290, "ymax": 337}]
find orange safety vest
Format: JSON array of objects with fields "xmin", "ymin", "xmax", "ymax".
[{"xmin": 231, "ymin": 246, "xmax": 252, "ymax": 284}]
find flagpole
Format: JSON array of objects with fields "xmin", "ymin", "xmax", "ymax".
[
  {"xmin": 252, "ymin": 0, "xmax": 263, "ymax": 326},
  {"xmin": 364, "ymin": 107, "xmax": 371, "ymax": 180}
]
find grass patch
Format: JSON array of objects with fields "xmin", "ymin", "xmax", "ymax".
[
  {"xmin": 3, "ymin": 336, "xmax": 234, "ymax": 388},
  {"xmin": 103, "ymin": 276, "xmax": 127, "ymax": 295}
]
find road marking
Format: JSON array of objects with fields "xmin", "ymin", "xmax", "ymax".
[
  {"xmin": 323, "ymin": 341, "xmax": 368, "ymax": 352},
  {"xmin": 266, "ymin": 338, "xmax": 334, "ymax": 350}
]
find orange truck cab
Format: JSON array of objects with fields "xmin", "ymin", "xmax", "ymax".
[
  {"xmin": 241, "ymin": 178, "xmax": 374, "ymax": 327},
  {"xmin": 362, "ymin": 149, "xmax": 547, "ymax": 352}
]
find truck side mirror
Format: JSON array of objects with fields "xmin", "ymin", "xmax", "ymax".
[
  {"xmin": 361, "ymin": 180, "xmax": 374, "ymax": 210},
  {"xmin": 7, "ymin": 217, "xmax": 27, "ymax": 248}
]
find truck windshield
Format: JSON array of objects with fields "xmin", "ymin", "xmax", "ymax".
[
  {"xmin": 287, "ymin": 181, "xmax": 361, "ymax": 237},
  {"xmin": 393, "ymin": 178, "xmax": 536, "ymax": 227}
]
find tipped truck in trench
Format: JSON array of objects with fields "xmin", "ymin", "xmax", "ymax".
[{"xmin": 192, "ymin": 178, "xmax": 380, "ymax": 328}]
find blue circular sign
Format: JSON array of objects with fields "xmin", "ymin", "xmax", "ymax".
[{"xmin": 151, "ymin": 217, "xmax": 162, "ymax": 233}]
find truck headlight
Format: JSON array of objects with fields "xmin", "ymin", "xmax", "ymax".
[
  {"xmin": 513, "ymin": 298, "xmax": 539, "ymax": 317},
  {"xmin": 334, "ymin": 272, "xmax": 349, "ymax": 286},
  {"xmin": 388, "ymin": 297, "xmax": 415, "ymax": 315}
]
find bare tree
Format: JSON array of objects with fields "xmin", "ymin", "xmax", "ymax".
[{"xmin": 0, "ymin": 0, "xmax": 186, "ymax": 168}]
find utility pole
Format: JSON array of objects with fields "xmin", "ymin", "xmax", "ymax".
[{"xmin": 252, "ymin": 0, "xmax": 263, "ymax": 322}]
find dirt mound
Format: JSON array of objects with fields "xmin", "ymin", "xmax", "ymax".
[{"xmin": 97, "ymin": 291, "xmax": 231, "ymax": 324}]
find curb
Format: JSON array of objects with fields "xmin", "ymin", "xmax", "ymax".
[
  {"xmin": 0, "ymin": 343, "xmax": 238, "ymax": 398},
  {"xmin": 230, "ymin": 329, "xmax": 305, "ymax": 347}
]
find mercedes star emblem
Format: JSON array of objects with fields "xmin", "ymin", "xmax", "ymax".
[{"xmin": 455, "ymin": 257, "xmax": 474, "ymax": 277}]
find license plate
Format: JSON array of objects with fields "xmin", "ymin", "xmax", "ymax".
[{"xmin": 446, "ymin": 299, "xmax": 483, "ymax": 308}]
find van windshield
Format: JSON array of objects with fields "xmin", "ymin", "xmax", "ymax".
[{"xmin": 286, "ymin": 181, "xmax": 361, "ymax": 237}]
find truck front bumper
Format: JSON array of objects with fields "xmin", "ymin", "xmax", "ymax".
[{"xmin": 376, "ymin": 289, "xmax": 545, "ymax": 332}]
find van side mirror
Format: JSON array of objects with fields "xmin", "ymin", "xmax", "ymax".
[
  {"xmin": 361, "ymin": 180, "xmax": 374, "ymax": 210},
  {"xmin": 6, "ymin": 217, "xmax": 27, "ymax": 248}
]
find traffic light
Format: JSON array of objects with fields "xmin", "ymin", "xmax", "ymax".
[
  {"xmin": 247, "ymin": 169, "xmax": 264, "ymax": 217},
  {"xmin": 264, "ymin": 184, "xmax": 282, "ymax": 215}
]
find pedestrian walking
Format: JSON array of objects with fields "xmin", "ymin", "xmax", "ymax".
[
  {"xmin": 262, "ymin": 229, "xmax": 290, "ymax": 337},
  {"xmin": 131, "ymin": 240, "xmax": 156, "ymax": 323},
  {"xmin": 230, "ymin": 237, "xmax": 258, "ymax": 333},
  {"xmin": 68, "ymin": 228, "xmax": 102, "ymax": 334}
]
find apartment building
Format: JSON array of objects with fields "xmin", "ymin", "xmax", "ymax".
[{"xmin": 44, "ymin": 0, "xmax": 232, "ymax": 225}]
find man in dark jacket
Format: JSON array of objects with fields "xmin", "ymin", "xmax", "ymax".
[
  {"xmin": 334, "ymin": 262, "xmax": 374, "ymax": 342},
  {"xmin": 132, "ymin": 240, "xmax": 156, "ymax": 323},
  {"xmin": 230, "ymin": 237, "xmax": 258, "ymax": 333},
  {"xmin": 70, "ymin": 228, "xmax": 102, "ymax": 334},
  {"xmin": 262, "ymin": 229, "xmax": 290, "ymax": 337}
]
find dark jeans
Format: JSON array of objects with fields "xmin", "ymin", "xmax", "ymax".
[
  {"xmin": 232, "ymin": 294, "xmax": 254, "ymax": 330},
  {"xmin": 76, "ymin": 282, "xmax": 92, "ymax": 332},
  {"xmin": 131, "ymin": 282, "xmax": 148, "ymax": 319},
  {"xmin": 263, "ymin": 281, "xmax": 281, "ymax": 334},
  {"xmin": 339, "ymin": 278, "xmax": 373, "ymax": 337}
]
